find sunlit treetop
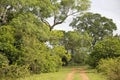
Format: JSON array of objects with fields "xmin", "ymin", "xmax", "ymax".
[{"xmin": 0, "ymin": 0, "xmax": 91, "ymax": 30}]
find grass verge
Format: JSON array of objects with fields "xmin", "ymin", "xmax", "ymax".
[
  {"xmin": 17, "ymin": 67, "xmax": 72, "ymax": 80},
  {"xmin": 83, "ymin": 66, "xmax": 107, "ymax": 80},
  {"xmin": 17, "ymin": 66, "xmax": 107, "ymax": 80},
  {"xmin": 86, "ymin": 69, "xmax": 106, "ymax": 80}
]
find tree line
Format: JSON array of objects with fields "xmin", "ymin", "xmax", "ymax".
[{"xmin": 0, "ymin": 0, "xmax": 120, "ymax": 80}]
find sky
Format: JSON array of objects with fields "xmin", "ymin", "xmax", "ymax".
[
  {"xmin": 54, "ymin": 0, "xmax": 120, "ymax": 34},
  {"xmin": 90, "ymin": 0, "xmax": 120, "ymax": 34}
]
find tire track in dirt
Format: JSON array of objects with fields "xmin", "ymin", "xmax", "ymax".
[
  {"xmin": 65, "ymin": 68, "xmax": 76, "ymax": 80},
  {"xmin": 65, "ymin": 68, "xmax": 89, "ymax": 80},
  {"xmin": 80, "ymin": 69, "xmax": 89, "ymax": 80}
]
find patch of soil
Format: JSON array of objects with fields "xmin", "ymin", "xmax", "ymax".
[
  {"xmin": 65, "ymin": 68, "xmax": 76, "ymax": 80},
  {"xmin": 80, "ymin": 69, "xmax": 89, "ymax": 80},
  {"xmin": 65, "ymin": 68, "xmax": 89, "ymax": 80}
]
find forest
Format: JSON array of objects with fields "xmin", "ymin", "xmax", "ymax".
[{"xmin": 0, "ymin": 0, "xmax": 120, "ymax": 80}]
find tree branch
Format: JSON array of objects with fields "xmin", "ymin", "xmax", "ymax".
[{"xmin": 51, "ymin": 15, "xmax": 68, "ymax": 30}]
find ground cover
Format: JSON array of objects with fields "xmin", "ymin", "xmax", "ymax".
[{"xmin": 17, "ymin": 66, "xmax": 107, "ymax": 80}]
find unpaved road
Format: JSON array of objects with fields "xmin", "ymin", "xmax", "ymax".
[
  {"xmin": 80, "ymin": 69, "xmax": 89, "ymax": 80},
  {"xmin": 65, "ymin": 68, "xmax": 76, "ymax": 80},
  {"xmin": 65, "ymin": 68, "xmax": 89, "ymax": 80}
]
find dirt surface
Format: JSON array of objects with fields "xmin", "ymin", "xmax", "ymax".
[
  {"xmin": 80, "ymin": 69, "xmax": 89, "ymax": 80},
  {"xmin": 65, "ymin": 68, "xmax": 76, "ymax": 80},
  {"xmin": 65, "ymin": 68, "xmax": 89, "ymax": 80}
]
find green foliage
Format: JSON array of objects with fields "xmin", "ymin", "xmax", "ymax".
[
  {"xmin": 9, "ymin": 13, "xmax": 54, "ymax": 73},
  {"xmin": 9, "ymin": 13, "xmax": 70, "ymax": 74},
  {"xmin": 29, "ymin": 52, "xmax": 62, "ymax": 73},
  {"xmin": 50, "ymin": 30, "xmax": 64, "ymax": 45},
  {"xmin": 0, "ymin": 54, "xmax": 29, "ymax": 79},
  {"xmin": 0, "ymin": 11, "xmax": 71, "ymax": 79},
  {"xmin": 63, "ymin": 31, "xmax": 92, "ymax": 52},
  {"xmin": 49, "ymin": 30, "xmax": 71, "ymax": 66},
  {"xmin": 0, "ymin": 0, "xmax": 90, "ymax": 79},
  {"xmin": 98, "ymin": 58, "xmax": 120, "ymax": 80},
  {"xmin": 17, "ymin": 67, "xmax": 73, "ymax": 80},
  {"xmin": 0, "ymin": 25, "xmax": 15, "ymax": 43},
  {"xmin": 70, "ymin": 12, "xmax": 117, "ymax": 46},
  {"xmin": 0, "ymin": 26, "xmax": 19, "ymax": 64},
  {"xmin": 52, "ymin": 46, "xmax": 71, "ymax": 65},
  {"xmin": 4, "ymin": 65, "xmax": 30, "ymax": 80},
  {"xmin": 0, "ymin": 55, "xmax": 7, "ymax": 79},
  {"xmin": 0, "ymin": 0, "xmax": 90, "ymax": 30},
  {"xmin": 0, "ymin": 54, "xmax": 9, "ymax": 68},
  {"xmin": 62, "ymin": 31, "xmax": 91, "ymax": 65},
  {"xmin": 47, "ymin": 0, "xmax": 91, "ymax": 30},
  {"xmin": 0, "ymin": 0, "xmax": 54, "ymax": 25},
  {"xmin": 10, "ymin": 13, "xmax": 50, "ymax": 42},
  {"xmin": 73, "ymin": 52, "xmax": 88, "ymax": 65},
  {"xmin": 89, "ymin": 37, "xmax": 120, "ymax": 67}
]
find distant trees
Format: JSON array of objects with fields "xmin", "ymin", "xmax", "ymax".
[
  {"xmin": 62, "ymin": 31, "xmax": 92, "ymax": 65},
  {"xmin": 0, "ymin": 1, "xmax": 91, "ymax": 77},
  {"xmin": 69, "ymin": 12, "xmax": 118, "ymax": 67},
  {"xmin": 0, "ymin": 1, "xmax": 91, "ymax": 76},
  {"xmin": 1, "ymin": 0, "xmax": 120, "ymax": 80},
  {"xmin": 70, "ymin": 12, "xmax": 117, "ymax": 47}
]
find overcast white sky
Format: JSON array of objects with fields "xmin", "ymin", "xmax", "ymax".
[
  {"xmin": 90, "ymin": 0, "xmax": 120, "ymax": 34},
  {"xmin": 54, "ymin": 0, "xmax": 120, "ymax": 34}
]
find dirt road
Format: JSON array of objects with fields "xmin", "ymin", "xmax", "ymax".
[
  {"xmin": 65, "ymin": 68, "xmax": 89, "ymax": 80},
  {"xmin": 80, "ymin": 69, "xmax": 89, "ymax": 80},
  {"xmin": 65, "ymin": 68, "xmax": 76, "ymax": 80}
]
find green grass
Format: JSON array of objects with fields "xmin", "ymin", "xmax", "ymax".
[
  {"xmin": 17, "ymin": 66, "xmax": 107, "ymax": 80},
  {"xmin": 77, "ymin": 65, "xmax": 107, "ymax": 80},
  {"xmin": 17, "ymin": 67, "xmax": 72, "ymax": 80},
  {"xmin": 85, "ymin": 67, "xmax": 107, "ymax": 80}
]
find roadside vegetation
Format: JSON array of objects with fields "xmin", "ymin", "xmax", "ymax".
[
  {"xmin": 0, "ymin": 0, "xmax": 120, "ymax": 80},
  {"xmin": 17, "ymin": 67, "xmax": 71, "ymax": 80},
  {"xmin": 17, "ymin": 66, "xmax": 107, "ymax": 80}
]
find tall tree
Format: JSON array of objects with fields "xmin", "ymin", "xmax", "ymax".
[
  {"xmin": 46, "ymin": 0, "xmax": 91, "ymax": 30},
  {"xmin": 63, "ymin": 31, "xmax": 91, "ymax": 53},
  {"xmin": 70, "ymin": 12, "xmax": 117, "ymax": 47},
  {"xmin": 0, "ymin": 0, "xmax": 91, "ymax": 30},
  {"xmin": 0, "ymin": 0, "xmax": 55, "ymax": 26},
  {"xmin": 62, "ymin": 31, "xmax": 92, "ymax": 64}
]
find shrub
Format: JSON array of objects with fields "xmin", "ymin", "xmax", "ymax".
[
  {"xmin": 0, "ymin": 54, "xmax": 9, "ymax": 79},
  {"xmin": 0, "ymin": 54, "xmax": 9, "ymax": 67},
  {"xmin": 1, "ymin": 65, "xmax": 30, "ymax": 80},
  {"xmin": 89, "ymin": 37, "xmax": 120, "ymax": 67},
  {"xmin": 97, "ymin": 57, "xmax": 120, "ymax": 80},
  {"xmin": 29, "ymin": 53, "xmax": 62, "ymax": 74}
]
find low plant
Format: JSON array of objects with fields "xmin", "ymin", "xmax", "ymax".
[{"xmin": 97, "ymin": 57, "xmax": 120, "ymax": 80}]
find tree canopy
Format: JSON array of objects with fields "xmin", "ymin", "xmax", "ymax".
[
  {"xmin": 0, "ymin": 0, "xmax": 91, "ymax": 30},
  {"xmin": 70, "ymin": 12, "xmax": 117, "ymax": 46},
  {"xmin": 1, "ymin": 0, "xmax": 120, "ymax": 80}
]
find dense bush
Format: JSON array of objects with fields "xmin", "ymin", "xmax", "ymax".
[
  {"xmin": 0, "ymin": 65, "xmax": 30, "ymax": 80},
  {"xmin": 0, "ymin": 54, "xmax": 8, "ymax": 78},
  {"xmin": 98, "ymin": 57, "xmax": 120, "ymax": 80},
  {"xmin": 28, "ymin": 52, "xmax": 62, "ymax": 73},
  {"xmin": 89, "ymin": 37, "xmax": 120, "ymax": 67},
  {"xmin": 0, "ymin": 13, "xmax": 71, "ymax": 79},
  {"xmin": 0, "ymin": 54, "xmax": 29, "ymax": 79},
  {"xmin": 72, "ymin": 51, "xmax": 88, "ymax": 65}
]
